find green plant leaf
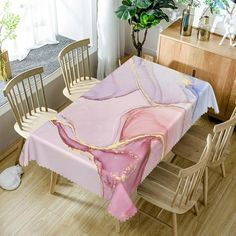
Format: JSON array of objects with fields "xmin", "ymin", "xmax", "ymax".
[
  {"xmin": 154, "ymin": 0, "xmax": 177, "ymax": 9},
  {"xmin": 116, "ymin": 0, "xmax": 177, "ymax": 55},
  {"xmin": 122, "ymin": 0, "xmax": 132, "ymax": 6},
  {"xmin": 115, "ymin": 5, "xmax": 136, "ymax": 20},
  {"xmin": 139, "ymin": 12, "xmax": 161, "ymax": 29},
  {"xmin": 152, "ymin": 9, "xmax": 169, "ymax": 21},
  {"xmin": 133, "ymin": 0, "xmax": 152, "ymax": 9}
]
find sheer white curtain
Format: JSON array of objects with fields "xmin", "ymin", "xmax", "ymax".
[
  {"xmin": 3, "ymin": 0, "xmax": 58, "ymax": 61},
  {"xmin": 97, "ymin": 0, "xmax": 125, "ymax": 80},
  {"xmin": 56, "ymin": 0, "xmax": 96, "ymax": 46}
]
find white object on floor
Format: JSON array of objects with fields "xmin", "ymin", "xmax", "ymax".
[{"xmin": 0, "ymin": 165, "xmax": 24, "ymax": 191}]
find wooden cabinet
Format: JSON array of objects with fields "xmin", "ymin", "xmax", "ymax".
[{"xmin": 157, "ymin": 20, "xmax": 236, "ymax": 120}]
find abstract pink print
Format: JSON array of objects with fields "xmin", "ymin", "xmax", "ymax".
[{"xmin": 20, "ymin": 56, "xmax": 219, "ymax": 221}]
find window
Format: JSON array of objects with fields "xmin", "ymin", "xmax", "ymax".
[
  {"xmin": 4, "ymin": 0, "xmax": 97, "ymax": 61},
  {"xmin": 0, "ymin": 0, "xmax": 97, "ymax": 108}
]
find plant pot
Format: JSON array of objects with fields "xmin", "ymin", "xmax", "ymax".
[{"xmin": 0, "ymin": 50, "xmax": 12, "ymax": 81}]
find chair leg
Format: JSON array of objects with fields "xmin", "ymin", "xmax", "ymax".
[
  {"xmin": 170, "ymin": 154, "xmax": 177, "ymax": 163},
  {"xmin": 16, "ymin": 138, "xmax": 25, "ymax": 165},
  {"xmin": 220, "ymin": 163, "xmax": 226, "ymax": 178},
  {"xmin": 203, "ymin": 167, "xmax": 208, "ymax": 206},
  {"xmin": 172, "ymin": 213, "xmax": 178, "ymax": 236},
  {"xmin": 194, "ymin": 202, "xmax": 199, "ymax": 216},
  {"xmin": 50, "ymin": 171, "xmax": 58, "ymax": 194},
  {"xmin": 115, "ymin": 220, "xmax": 121, "ymax": 233}
]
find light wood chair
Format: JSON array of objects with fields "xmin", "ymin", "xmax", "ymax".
[
  {"xmin": 3, "ymin": 67, "xmax": 57, "ymax": 193},
  {"xmin": 172, "ymin": 106, "xmax": 236, "ymax": 205},
  {"xmin": 138, "ymin": 134, "xmax": 213, "ymax": 236},
  {"xmin": 58, "ymin": 38, "xmax": 99, "ymax": 102}
]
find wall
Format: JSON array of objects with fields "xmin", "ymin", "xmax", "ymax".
[{"xmin": 0, "ymin": 52, "xmax": 97, "ymax": 153}]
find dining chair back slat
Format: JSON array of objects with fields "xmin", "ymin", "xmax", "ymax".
[
  {"xmin": 171, "ymin": 134, "xmax": 212, "ymax": 209},
  {"xmin": 75, "ymin": 48, "xmax": 81, "ymax": 81},
  {"xmin": 27, "ymin": 77, "xmax": 36, "ymax": 113},
  {"xmin": 33, "ymin": 75, "xmax": 41, "ymax": 111},
  {"xmin": 67, "ymin": 53, "xmax": 73, "ymax": 85},
  {"xmin": 71, "ymin": 50, "xmax": 77, "ymax": 83},
  {"xmin": 58, "ymin": 39, "xmax": 92, "ymax": 94},
  {"xmin": 39, "ymin": 74, "xmax": 48, "ymax": 112},
  {"xmin": 7, "ymin": 91, "xmax": 22, "ymax": 129},
  {"xmin": 16, "ymin": 83, "xmax": 26, "ymax": 117},
  {"xmin": 12, "ymin": 87, "xmax": 23, "ymax": 122},
  {"xmin": 86, "ymin": 46, "xmax": 91, "ymax": 80},
  {"xmin": 209, "ymin": 106, "xmax": 236, "ymax": 166},
  {"xmin": 81, "ymin": 46, "xmax": 86, "ymax": 79},
  {"xmin": 3, "ymin": 67, "xmax": 48, "ymax": 130},
  {"xmin": 21, "ymin": 80, "xmax": 31, "ymax": 116}
]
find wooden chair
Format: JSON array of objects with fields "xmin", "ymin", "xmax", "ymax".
[
  {"xmin": 58, "ymin": 38, "xmax": 99, "ymax": 102},
  {"xmin": 138, "ymin": 134, "xmax": 213, "ymax": 236},
  {"xmin": 172, "ymin": 106, "xmax": 236, "ymax": 205},
  {"xmin": 3, "ymin": 67, "xmax": 57, "ymax": 193}
]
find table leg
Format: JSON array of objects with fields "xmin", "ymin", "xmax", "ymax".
[
  {"xmin": 50, "ymin": 171, "xmax": 58, "ymax": 194},
  {"xmin": 16, "ymin": 138, "xmax": 25, "ymax": 165},
  {"xmin": 116, "ymin": 220, "xmax": 121, "ymax": 233}
]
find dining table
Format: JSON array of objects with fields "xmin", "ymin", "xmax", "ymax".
[{"xmin": 20, "ymin": 56, "xmax": 219, "ymax": 224}]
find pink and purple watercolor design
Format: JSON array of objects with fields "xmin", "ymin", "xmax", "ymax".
[{"xmin": 20, "ymin": 56, "xmax": 218, "ymax": 221}]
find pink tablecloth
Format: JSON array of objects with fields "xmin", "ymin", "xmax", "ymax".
[{"xmin": 20, "ymin": 56, "xmax": 219, "ymax": 221}]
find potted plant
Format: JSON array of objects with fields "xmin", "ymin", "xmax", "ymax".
[
  {"xmin": 115, "ymin": 0, "xmax": 177, "ymax": 57},
  {"xmin": 0, "ymin": 0, "xmax": 20, "ymax": 81}
]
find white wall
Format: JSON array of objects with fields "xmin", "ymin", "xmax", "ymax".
[{"xmin": 0, "ymin": 52, "xmax": 97, "ymax": 152}]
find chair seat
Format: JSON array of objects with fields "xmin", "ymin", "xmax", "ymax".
[
  {"xmin": 14, "ymin": 108, "xmax": 57, "ymax": 139},
  {"xmin": 63, "ymin": 77, "xmax": 100, "ymax": 102},
  {"xmin": 172, "ymin": 125, "xmax": 209, "ymax": 163},
  {"xmin": 138, "ymin": 161, "xmax": 202, "ymax": 214}
]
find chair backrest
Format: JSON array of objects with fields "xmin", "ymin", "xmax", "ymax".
[
  {"xmin": 3, "ymin": 67, "xmax": 48, "ymax": 130},
  {"xmin": 58, "ymin": 39, "xmax": 92, "ymax": 94},
  {"xmin": 209, "ymin": 106, "xmax": 236, "ymax": 166},
  {"xmin": 172, "ymin": 134, "xmax": 212, "ymax": 209}
]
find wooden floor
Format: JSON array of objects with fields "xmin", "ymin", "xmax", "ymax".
[{"xmin": 0, "ymin": 116, "xmax": 236, "ymax": 236}]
